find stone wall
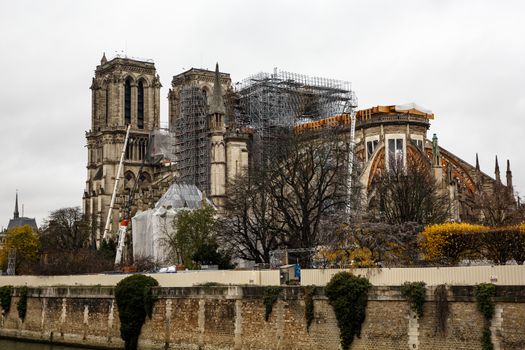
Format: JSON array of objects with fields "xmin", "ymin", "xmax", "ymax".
[{"xmin": 0, "ymin": 285, "xmax": 524, "ymax": 350}]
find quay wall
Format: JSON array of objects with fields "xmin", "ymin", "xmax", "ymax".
[{"xmin": 0, "ymin": 284, "xmax": 525, "ymax": 350}]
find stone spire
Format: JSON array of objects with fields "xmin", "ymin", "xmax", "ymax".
[
  {"xmin": 475, "ymin": 153, "xmax": 480, "ymax": 171},
  {"xmin": 209, "ymin": 62, "xmax": 226, "ymax": 116},
  {"xmin": 100, "ymin": 52, "xmax": 107, "ymax": 65},
  {"xmin": 495, "ymin": 155, "xmax": 501, "ymax": 183},
  {"xmin": 506, "ymin": 159, "xmax": 513, "ymax": 191},
  {"xmin": 14, "ymin": 190, "xmax": 19, "ymax": 219}
]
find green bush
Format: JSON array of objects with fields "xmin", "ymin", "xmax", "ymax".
[
  {"xmin": 17, "ymin": 286, "xmax": 28, "ymax": 321},
  {"xmin": 115, "ymin": 275, "xmax": 159, "ymax": 350},
  {"xmin": 434, "ymin": 284, "xmax": 449, "ymax": 336},
  {"xmin": 262, "ymin": 286, "xmax": 282, "ymax": 321},
  {"xmin": 400, "ymin": 281, "xmax": 426, "ymax": 318},
  {"xmin": 0, "ymin": 285, "xmax": 13, "ymax": 315},
  {"xmin": 304, "ymin": 286, "xmax": 315, "ymax": 332},
  {"xmin": 474, "ymin": 283, "xmax": 496, "ymax": 320},
  {"xmin": 481, "ymin": 328, "xmax": 494, "ymax": 350},
  {"xmin": 474, "ymin": 283, "xmax": 496, "ymax": 350},
  {"xmin": 325, "ymin": 272, "xmax": 371, "ymax": 350}
]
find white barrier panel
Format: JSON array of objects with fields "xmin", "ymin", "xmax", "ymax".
[
  {"xmin": 0, "ymin": 270, "xmax": 280, "ymax": 288},
  {"xmin": 300, "ymin": 265, "xmax": 525, "ymax": 286},
  {"xmin": 0, "ymin": 266, "xmax": 523, "ymax": 288}
]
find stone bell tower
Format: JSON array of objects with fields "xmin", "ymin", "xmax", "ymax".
[{"xmin": 83, "ymin": 53, "xmax": 161, "ymax": 247}]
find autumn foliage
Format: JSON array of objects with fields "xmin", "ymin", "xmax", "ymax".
[{"xmin": 420, "ymin": 223, "xmax": 525, "ymax": 265}]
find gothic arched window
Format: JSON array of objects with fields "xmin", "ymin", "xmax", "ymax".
[
  {"xmin": 124, "ymin": 78, "xmax": 132, "ymax": 125},
  {"xmin": 137, "ymin": 81, "xmax": 144, "ymax": 129}
]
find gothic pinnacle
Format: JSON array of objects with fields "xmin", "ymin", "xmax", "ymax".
[
  {"xmin": 475, "ymin": 153, "xmax": 480, "ymax": 171},
  {"xmin": 495, "ymin": 155, "xmax": 501, "ymax": 183},
  {"xmin": 101, "ymin": 52, "xmax": 107, "ymax": 65},
  {"xmin": 209, "ymin": 62, "xmax": 226, "ymax": 115}
]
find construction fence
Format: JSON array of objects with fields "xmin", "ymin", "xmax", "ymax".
[{"xmin": 1, "ymin": 265, "xmax": 524, "ymax": 288}]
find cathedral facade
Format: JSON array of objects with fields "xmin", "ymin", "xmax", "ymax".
[{"xmin": 83, "ymin": 55, "xmax": 248, "ymax": 244}]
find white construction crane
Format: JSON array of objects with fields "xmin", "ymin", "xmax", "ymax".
[{"xmin": 102, "ymin": 124, "xmax": 131, "ymax": 242}]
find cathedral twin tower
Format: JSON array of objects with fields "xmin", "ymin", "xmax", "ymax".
[{"xmin": 84, "ymin": 54, "xmax": 248, "ymax": 244}]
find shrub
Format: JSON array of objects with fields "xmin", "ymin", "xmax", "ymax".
[
  {"xmin": 304, "ymin": 286, "xmax": 315, "ymax": 331},
  {"xmin": 400, "ymin": 281, "xmax": 426, "ymax": 318},
  {"xmin": 262, "ymin": 286, "xmax": 282, "ymax": 321},
  {"xmin": 481, "ymin": 328, "xmax": 494, "ymax": 350},
  {"xmin": 420, "ymin": 223, "xmax": 525, "ymax": 265},
  {"xmin": 474, "ymin": 283, "xmax": 496, "ymax": 350},
  {"xmin": 420, "ymin": 223, "xmax": 486, "ymax": 264},
  {"xmin": 17, "ymin": 286, "xmax": 28, "ymax": 321},
  {"xmin": 434, "ymin": 284, "xmax": 449, "ymax": 336},
  {"xmin": 474, "ymin": 283, "xmax": 496, "ymax": 320},
  {"xmin": 325, "ymin": 272, "xmax": 371, "ymax": 350},
  {"xmin": 115, "ymin": 275, "xmax": 159, "ymax": 350},
  {"xmin": 0, "ymin": 285, "xmax": 13, "ymax": 314}
]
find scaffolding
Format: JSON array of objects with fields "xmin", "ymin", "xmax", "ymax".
[
  {"xmin": 172, "ymin": 84, "xmax": 210, "ymax": 193},
  {"xmin": 232, "ymin": 68, "xmax": 357, "ymax": 163},
  {"xmin": 235, "ymin": 68, "xmax": 356, "ymax": 136}
]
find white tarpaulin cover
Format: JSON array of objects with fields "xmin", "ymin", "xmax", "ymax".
[
  {"xmin": 132, "ymin": 183, "xmax": 211, "ymax": 263},
  {"xmin": 394, "ymin": 103, "xmax": 432, "ymax": 115}
]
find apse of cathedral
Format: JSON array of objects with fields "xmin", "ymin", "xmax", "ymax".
[{"xmin": 84, "ymin": 54, "xmax": 513, "ymax": 243}]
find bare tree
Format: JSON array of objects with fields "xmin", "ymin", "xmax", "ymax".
[
  {"xmin": 41, "ymin": 207, "xmax": 91, "ymax": 251},
  {"xmin": 334, "ymin": 221, "xmax": 423, "ymax": 267},
  {"xmin": 268, "ymin": 130, "xmax": 351, "ymax": 250},
  {"xmin": 368, "ymin": 157, "xmax": 449, "ymax": 225},
  {"xmin": 219, "ymin": 169, "xmax": 284, "ymax": 264},
  {"xmin": 475, "ymin": 182, "xmax": 521, "ymax": 226}
]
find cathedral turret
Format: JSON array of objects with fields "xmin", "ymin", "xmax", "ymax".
[
  {"xmin": 495, "ymin": 155, "xmax": 501, "ymax": 183},
  {"xmin": 506, "ymin": 159, "xmax": 513, "ymax": 192},
  {"xmin": 432, "ymin": 134, "xmax": 443, "ymax": 187},
  {"xmin": 209, "ymin": 63, "xmax": 227, "ymax": 207},
  {"xmin": 432, "ymin": 133, "xmax": 441, "ymax": 167}
]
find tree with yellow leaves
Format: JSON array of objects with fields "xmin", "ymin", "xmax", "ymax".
[
  {"xmin": 420, "ymin": 222, "xmax": 486, "ymax": 264},
  {"xmin": 420, "ymin": 222, "xmax": 525, "ymax": 265},
  {"xmin": 0, "ymin": 225, "xmax": 40, "ymax": 274}
]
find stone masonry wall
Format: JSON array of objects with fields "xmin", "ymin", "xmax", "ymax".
[{"xmin": 0, "ymin": 285, "xmax": 524, "ymax": 349}]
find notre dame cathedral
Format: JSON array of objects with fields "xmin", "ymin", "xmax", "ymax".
[{"xmin": 83, "ymin": 54, "xmax": 515, "ymax": 247}]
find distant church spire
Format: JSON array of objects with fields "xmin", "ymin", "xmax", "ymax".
[
  {"xmin": 209, "ymin": 62, "xmax": 226, "ymax": 116},
  {"xmin": 506, "ymin": 159, "xmax": 513, "ymax": 191},
  {"xmin": 14, "ymin": 190, "xmax": 19, "ymax": 219},
  {"xmin": 495, "ymin": 155, "xmax": 501, "ymax": 183},
  {"xmin": 475, "ymin": 153, "xmax": 480, "ymax": 171}
]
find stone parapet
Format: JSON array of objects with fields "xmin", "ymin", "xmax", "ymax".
[{"xmin": 1, "ymin": 285, "xmax": 524, "ymax": 349}]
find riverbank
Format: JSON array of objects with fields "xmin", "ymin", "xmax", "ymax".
[{"xmin": 1, "ymin": 284, "xmax": 524, "ymax": 349}]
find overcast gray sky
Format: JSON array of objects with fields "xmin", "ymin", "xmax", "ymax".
[{"xmin": 1, "ymin": 0, "xmax": 524, "ymax": 228}]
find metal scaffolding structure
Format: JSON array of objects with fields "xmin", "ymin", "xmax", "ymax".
[
  {"xmin": 172, "ymin": 84, "xmax": 210, "ymax": 193},
  {"xmin": 235, "ymin": 68, "xmax": 356, "ymax": 137}
]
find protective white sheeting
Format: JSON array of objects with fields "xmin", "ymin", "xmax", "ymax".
[
  {"xmin": 132, "ymin": 183, "xmax": 211, "ymax": 263},
  {"xmin": 395, "ymin": 103, "xmax": 432, "ymax": 115}
]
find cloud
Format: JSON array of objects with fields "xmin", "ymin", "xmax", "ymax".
[{"xmin": 1, "ymin": 0, "xmax": 524, "ymax": 227}]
